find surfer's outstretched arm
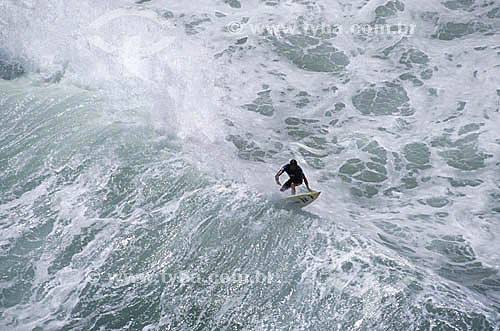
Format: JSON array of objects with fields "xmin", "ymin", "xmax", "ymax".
[
  {"xmin": 303, "ymin": 175, "xmax": 312, "ymax": 192},
  {"xmin": 275, "ymin": 170, "xmax": 284, "ymax": 186}
]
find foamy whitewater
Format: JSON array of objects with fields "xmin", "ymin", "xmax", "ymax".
[{"xmin": 1, "ymin": 0, "xmax": 499, "ymax": 329}]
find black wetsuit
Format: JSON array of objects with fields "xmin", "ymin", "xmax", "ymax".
[{"xmin": 280, "ymin": 164, "xmax": 304, "ymax": 191}]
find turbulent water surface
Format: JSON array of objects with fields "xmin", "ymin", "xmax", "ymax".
[{"xmin": 1, "ymin": 0, "xmax": 500, "ymax": 330}]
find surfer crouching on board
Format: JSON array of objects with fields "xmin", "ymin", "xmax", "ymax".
[{"xmin": 275, "ymin": 159, "xmax": 312, "ymax": 195}]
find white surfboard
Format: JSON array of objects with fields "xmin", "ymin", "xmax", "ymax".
[{"xmin": 284, "ymin": 191, "xmax": 321, "ymax": 208}]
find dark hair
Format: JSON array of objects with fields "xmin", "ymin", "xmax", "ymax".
[{"xmin": 290, "ymin": 159, "xmax": 297, "ymax": 166}]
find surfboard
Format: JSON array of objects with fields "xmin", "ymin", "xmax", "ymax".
[{"xmin": 284, "ymin": 191, "xmax": 321, "ymax": 208}]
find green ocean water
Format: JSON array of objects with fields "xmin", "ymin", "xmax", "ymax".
[{"xmin": 1, "ymin": 0, "xmax": 500, "ymax": 330}]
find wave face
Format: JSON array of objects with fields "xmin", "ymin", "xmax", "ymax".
[{"xmin": 1, "ymin": 0, "xmax": 499, "ymax": 329}]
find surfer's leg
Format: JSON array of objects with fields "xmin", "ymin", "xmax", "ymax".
[
  {"xmin": 290, "ymin": 178, "xmax": 302, "ymax": 195},
  {"xmin": 280, "ymin": 179, "xmax": 292, "ymax": 192}
]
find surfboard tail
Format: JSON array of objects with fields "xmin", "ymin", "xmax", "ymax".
[{"xmin": 283, "ymin": 191, "xmax": 321, "ymax": 208}]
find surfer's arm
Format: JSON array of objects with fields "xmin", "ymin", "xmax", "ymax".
[
  {"xmin": 303, "ymin": 175, "xmax": 312, "ymax": 192},
  {"xmin": 275, "ymin": 170, "xmax": 284, "ymax": 186}
]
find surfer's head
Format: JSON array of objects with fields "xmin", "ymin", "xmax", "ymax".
[{"xmin": 290, "ymin": 159, "xmax": 297, "ymax": 169}]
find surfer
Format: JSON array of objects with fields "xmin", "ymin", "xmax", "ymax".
[{"xmin": 275, "ymin": 159, "xmax": 312, "ymax": 195}]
